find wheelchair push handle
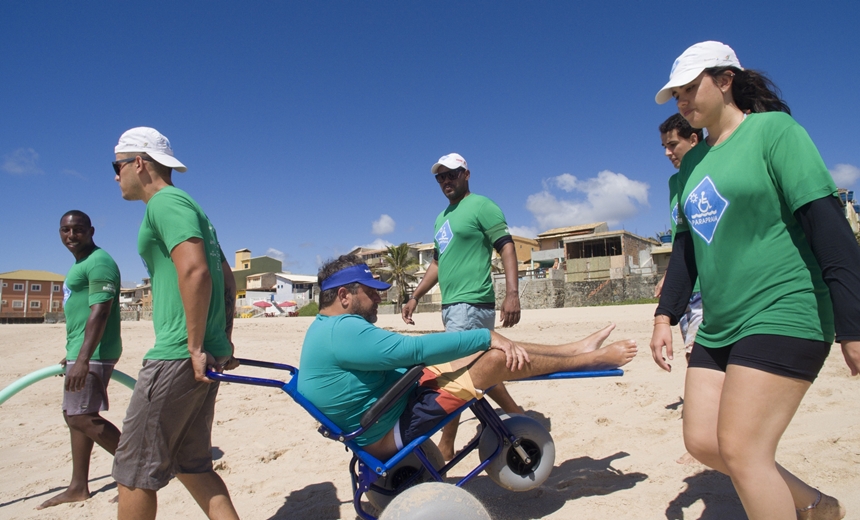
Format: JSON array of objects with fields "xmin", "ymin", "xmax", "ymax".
[{"xmin": 206, "ymin": 358, "xmax": 296, "ymax": 388}]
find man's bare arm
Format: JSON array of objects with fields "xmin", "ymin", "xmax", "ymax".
[
  {"xmin": 401, "ymin": 259, "xmax": 440, "ymax": 325},
  {"xmin": 499, "ymin": 242, "xmax": 521, "ymax": 327},
  {"xmin": 221, "ymin": 259, "xmax": 236, "ymax": 340},
  {"xmin": 171, "ymin": 238, "xmax": 213, "ymax": 382},
  {"xmin": 66, "ymin": 300, "xmax": 113, "ymax": 392}
]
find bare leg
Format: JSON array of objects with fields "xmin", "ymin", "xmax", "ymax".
[
  {"xmin": 514, "ymin": 323, "xmax": 616, "ymax": 357},
  {"xmin": 720, "ymin": 366, "xmax": 838, "ymax": 519},
  {"xmin": 38, "ymin": 412, "xmax": 121, "ymax": 509},
  {"xmin": 486, "ymin": 383, "xmax": 524, "ymax": 415},
  {"xmin": 438, "ymin": 382, "xmax": 524, "ymax": 461},
  {"xmin": 683, "ymin": 367, "xmax": 837, "ymax": 518},
  {"xmin": 462, "ymin": 335, "xmax": 637, "ymax": 392},
  {"xmin": 369, "ymin": 327, "xmax": 636, "ymax": 461},
  {"xmin": 438, "ymin": 419, "xmax": 459, "ymax": 462},
  {"xmin": 117, "ymin": 485, "xmax": 157, "ymax": 520},
  {"xmin": 176, "ymin": 471, "xmax": 239, "ymax": 520}
]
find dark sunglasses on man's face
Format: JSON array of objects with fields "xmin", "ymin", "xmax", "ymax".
[
  {"xmin": 434, "ymin": 168, "xmax": 464, "ymax": 183},
  {"xmin": 112, "ymin": 156, "xmax": 151, "ymax": 175}
]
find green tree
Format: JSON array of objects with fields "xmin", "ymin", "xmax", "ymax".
[{"xmin": 374, "ymin": 243, "xmax": 419, "ymax": 311}]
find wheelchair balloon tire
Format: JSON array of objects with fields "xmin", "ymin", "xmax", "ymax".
[
  {"xmin": 477, "ymin": 413, "xmax": 555, "ymax": 491},
  {"xmin": 366, "ymin": 440, "xmax": 445, "ymax": 511}
]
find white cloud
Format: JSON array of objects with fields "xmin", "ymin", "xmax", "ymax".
[
  {"xmin": 61, "ymin": 168, "xmax": 86, "ymax": 180},
  {"xmin": 266, "ymin": 248, "xmax": 286, "ymax": 261},
  {"xmin": 355, "ymin": 238, "xmax": 394, "ymax": 251},
  {"xmin": 372, "ymin": 214, "xmax": 396, "ymax": 235},
  {"xmin": 2, "ymin": 148, "xmax": 43, "ymax": 175},
  {"xmin": 829, "ymin": 164, "xmax": 860, "ymax": 188},
  {"xmin": 508, "ymin": 225, "xmax": 538, "ymax": 238},
  {"xmin": 525, "ymin": 170, "xmax": 649, "ymax": 229}
]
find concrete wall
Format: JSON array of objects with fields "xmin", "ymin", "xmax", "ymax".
[{"xmin": 494, "ymin": 275, "xmax": 661, "ymax": 309}]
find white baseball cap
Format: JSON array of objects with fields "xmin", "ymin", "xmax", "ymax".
[
  {"xmin": 655, "ymin": 41, "xmax": 743, "ymax": 105},
  {"xmin": 115, "ymin": 127, "xmax": 188, "ymax": 172},
  {"xmin": 430, "ymin": 153, "xmax": 468, "ymax": 174}
]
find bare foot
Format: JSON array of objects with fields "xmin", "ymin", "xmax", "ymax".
[
  {"xmin": 676, "ymin": 452, "xmax": 697, "ymax": 465},
  {"xmin": 568, "ymin": 324, "xmax": 616, "ymax": 355},
  {"xmin": 797, "ymin": 492, "xmax": 846, "ymax": 520},
  {"xmin": 36, "ymin": 488, "xmax": 90, "ymax": 509},
  {"xmin": 588, "ymin": 339, "xmax": 637, "ymax": 369}
]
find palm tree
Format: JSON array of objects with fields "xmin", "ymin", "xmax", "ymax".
[{"xmin": 374, "ymin": 243, "xmax": 419, "ymax": 311}]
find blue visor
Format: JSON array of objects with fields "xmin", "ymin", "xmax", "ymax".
[{"xmin": 320, "ymin": 264, "xmax": 391, "ymax": 291}]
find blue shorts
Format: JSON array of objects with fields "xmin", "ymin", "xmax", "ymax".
[
  {"xmin": 393, "ymin": 364, "xmax": 481, "ymax": 449},
  {"xmin": 442, "ymin": 303, "xmax": 495, "ymax": 332}
]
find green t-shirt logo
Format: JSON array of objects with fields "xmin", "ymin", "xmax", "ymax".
[
  {"xmin": 684, "ymin": 176, "xmax": 729, "ymax": 244},
  {"xmin": 435, "ymin": 220, "xmax": 453, "ymax": 255}
]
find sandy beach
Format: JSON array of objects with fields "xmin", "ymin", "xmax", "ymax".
[{"xmin": 1, "ymin": 304, "xmax": 858, "ymax": 519}]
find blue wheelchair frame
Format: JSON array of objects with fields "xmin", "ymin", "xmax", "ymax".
[{"xmin": 209, "ymin": 358, "xmax": 622, "ymax": 520}]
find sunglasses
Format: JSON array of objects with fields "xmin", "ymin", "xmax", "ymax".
[
  {"xmin": 112, "ymin": 156, "xmax": 152, "ymax": 175},
  {"xmin": 434, "ymin": 168, "xmax": 464, "ymax": 183}
]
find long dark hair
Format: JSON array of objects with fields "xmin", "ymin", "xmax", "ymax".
[{"xmin": 706, "ymin": 67, "xmax": 791, "ymax": 115}]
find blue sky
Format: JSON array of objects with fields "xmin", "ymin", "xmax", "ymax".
[{"xmin": 2, "ymin": 1, "xmax": 859, "ymax": 283}]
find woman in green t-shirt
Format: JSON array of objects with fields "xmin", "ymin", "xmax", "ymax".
[{"xmin": 650, "ymin": 41, "xmax": 860, "ymax": 519}]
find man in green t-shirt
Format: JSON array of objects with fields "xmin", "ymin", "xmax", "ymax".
[
  {"xmin": 655, "ymin": 114, "xmax": 703, "ymax": 362},
  {"xmin": 38, "ymin": 210, "xmax": 122, "ymax": 510},
  {"xmin": 110, "ymin": 127, "xmax": 239, "ymax": 520},
  {"xmin": 401, "ymin": 152, "xmax": 523, "ymax": 460}
]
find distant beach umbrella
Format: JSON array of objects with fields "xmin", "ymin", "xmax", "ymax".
[{"xmin": 252, "ymin": 301, "xmax": 272, "ymax": 308}]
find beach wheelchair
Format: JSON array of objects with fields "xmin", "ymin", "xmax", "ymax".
[{"xmin": 209, "ymin": 359, "xmax": 622, "ymax": 519}]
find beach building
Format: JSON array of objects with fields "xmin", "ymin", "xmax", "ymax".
[
  {"xmin": 528, "ymin": 223, "xmax": 660, "ymax": 281},
  {"xmin": 530, "ymin": 223, "xmax": 609, "ymax": 270},
  {"xmin": 273, "ymin": 273, "xmax": 318, "ymax": 306},
  {"xmin": 241, "ymin": 271, "xmax": 319, "ymax": 312},
  {"xmin": 231, "ymin": 249, "xmax": 283, "ymax": 298},
  {"xmin": 119, "ymin": 283, "xmax": 146, "ymax": 310},
  {"xmin": 838, "ymin": 188, "xmax": 860, "ymax": 234},
  {"xmin": 0, "ymin": 270, "xmax": 65, "ymax": 321}
]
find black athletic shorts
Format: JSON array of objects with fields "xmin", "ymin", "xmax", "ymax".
[{"xmin": 688, "ymin": 334, "xmax": 831, "ymax": 383}]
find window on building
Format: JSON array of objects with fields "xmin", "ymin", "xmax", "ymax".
[
  {"xmin": 12, "ymin": 300, "xmax": 24, "ymax": 309},
  {"xmin": 31, "ymin": 284, "xmax": 41, "ymax": 292},
  {"xmin": 2, "ymin": 282, "xmax": 7, "ymax": 287},
  {"xmin": 53, "ymin": 284, "xmax": 61, "ymax": 291},
  {"xmin": 52, "ymin": 301, "xmax": 60, "ymax": 308},
  {"xmin": 1, "ymin": 300, "xmax": 6, "ymax": 306},
  {"xmin": 566, "ymin": 237, "xmax": 623, "ymax": 259},
  {"xmin": 13, "ymin": 283, "xmax": 24, "ymax": 291},
  {"xmin": 30, "ymin": 301, "xmax": 41, "ymax": 309}
]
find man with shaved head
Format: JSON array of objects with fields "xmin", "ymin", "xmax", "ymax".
[{"xmin": 39, "ymin": 210, "xmax": 122, "ymax": 509}]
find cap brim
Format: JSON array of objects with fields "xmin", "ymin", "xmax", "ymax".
[
  {"xmin": 361, "ymin": 279, "xmax": 392, "ymax": 290},
  {"xmin": 148, "ymin": 151, "xmax": 188, "ymax": 173},
  {"xmin": 654, "ymin": 67, "xmax": 705, "ymax": 104},
  {"xmin": 430, "ymin": 161, "xmax": 465, "ymax": 174}
]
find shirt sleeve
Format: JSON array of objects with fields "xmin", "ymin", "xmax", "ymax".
[
  {"xmin": 769, "ymin": 117, "xmax": 837, "ymax": 212},
  {"xmin": 332, "ymin": 316, "xmax": 490, "ymax": 370},
  {"xmin": 655, "ymin": 231, "xmax": 697, "ymax": 324},
  {"xmin": 476, "ymin": 199, "xmax": 510, "ymax": 244},
  {"xmin": 147, "ymin": 191, "xmax": 205, "ymax": 253},
  {"xmin": 794, "ymin": 196, "xmax": 860, "ymax": 341},
  {"xmin": 86, "ymin": 256, "xmax": 120, "ymax": 306}
]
